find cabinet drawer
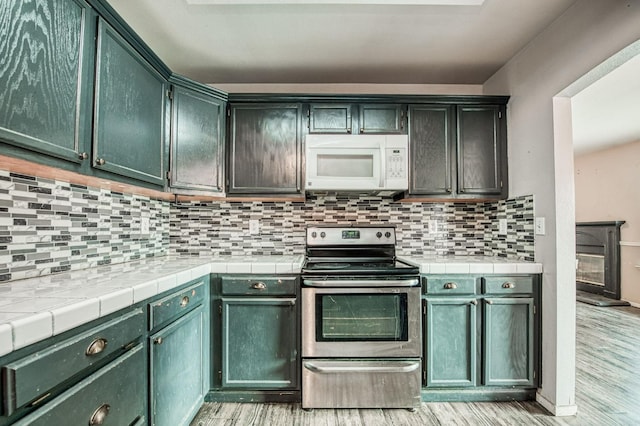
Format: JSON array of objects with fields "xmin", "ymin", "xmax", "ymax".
[
  {"xmin": 14, "ymin": 345, "xmax": 146, "ymax": 426},
  {"xmin": 150, "ymin": 280, "xmax": 205, "ymax": 330},
  {"xmin": 221, "ymin": 276, "xmax": 297, "ymax": 296},
  {"xmin": 483, "ymin": 276, "xmax": 534, "ymax": 294},
  {"xmin": 423, "ymin": 276, "xmax": 476, "ymax": 295},
  {"xmin": 2, "ymin": 308, "xmax": 144, "ymax": 415}
]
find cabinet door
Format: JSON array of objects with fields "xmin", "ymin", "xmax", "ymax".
[
  {"xmin": 408, "ymin": 105, "xmax": 455, "ymax": 196},
  {"xmin": 228, "ymin": 104, "xmax": 301, "ymax": 194},
  {"xmin": 308, "ymin": 103, "xmax": 353, "ymax": 134},
  {"xmin": 457, "ymin": 105, "xmax": 505, "ymax": 196},
  {"xmin": 359, "ymin": 104, "xmax": 405, "ymax": 134},
  {"xmin": 170, "ymin": 87, "xmax": 225, "ymax": 193},
  {"xmin": 424, "ymin": 297, "xmax": 477, "ymax": 387},
  {"xmin": 483, "ymin": 297, "xmax": 534, "ymax": 387},
  {"xmin": 0, "ymin": 0, "xmax": 93, "ymax": 163},
  {"xmin": 13, "ymin": 345, "xmax": 145, "ymax": 426},
  {"xmin": 150, "ymin": 307, "xmax": 205, "ymax": 426},
  {"xmin": 221, "ymin": 297, "xmax": 297, "ymax": 389},
  {"xmin": 93, "ymin": 18, "xmax": 167, "ymax": 186}
]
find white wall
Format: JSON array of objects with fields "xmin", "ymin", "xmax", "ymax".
[
  {"xmin": 575, "ymin": 140, "xmax": 640, "ymax": 306},
  {"xmin": 483, "ymin": 0, "xmax": 640, "ymax": 416}
]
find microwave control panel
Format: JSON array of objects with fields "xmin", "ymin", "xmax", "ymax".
[{"xmin": 385, "ymin": 147, "xmax": 407, "ymax": 180}]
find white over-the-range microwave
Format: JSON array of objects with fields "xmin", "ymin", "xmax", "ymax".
[{"xmin": 304, "ymin": 134, "xmax": 409, "ymax": 196}]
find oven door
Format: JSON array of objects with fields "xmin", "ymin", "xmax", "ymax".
[{"xmin": 302, "ymin": 286, "xmax": 421, "ymax": 358}]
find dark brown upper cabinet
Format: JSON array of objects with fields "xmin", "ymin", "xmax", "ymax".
[
  {"xmin": 228, "ymin": 103, "xmax": 302, "ymax": 196},
  {"xmin": 308, "ymin": 103, "xmax": 406, "ymax": 135}
]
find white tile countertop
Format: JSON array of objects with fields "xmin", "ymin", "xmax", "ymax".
[
  {"xmin": 0, "ymin": 254, "xmax": 540, "ymax": 357},
  {"xmin": 398, "ymin": 255, "xmax": 543, "ymax": 274},
  {"xmin": 0, "ymin": 255, "xmax": 303, "ymax": 357}
]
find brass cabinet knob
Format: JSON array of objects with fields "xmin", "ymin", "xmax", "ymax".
[
  {"xmin": 154, "ymin": 337, "xmax": 163, "ymax": 345},
  {"xmin": 502, "ymin": 282, "xmax": 515, "ymax": 289},
  {"xmin": 78, "ymin": 152, "xmax": 88, "ymax": 160},
  {"xmin": 470, "ymin": 300, "xmax": 478, "ymax": 305},
  {"xmin": 251, "ymin": 282, "xmax": 267, "ymax": 290},
  {"xmin": 443, "ymin": 282, "xmax": 457, "ymax": 290},
  {"xmin": 180, "ymin": 296, "xmax": 190, "ymax": 307},
  {"xmin": 95, "ymin": 158, "xmax": 106, "ymax": 166},
  {"xmin": 85, "ymin": 338, "xmax": 108, "ymax": 356},
  {"xmin": 89, "ymin": 404, "xmax": 110, "ymax": 425}
]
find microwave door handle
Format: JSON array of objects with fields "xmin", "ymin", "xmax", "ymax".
[{"xmin": 379, "ymin": 146, "xmax": 385, "ymax": 188}]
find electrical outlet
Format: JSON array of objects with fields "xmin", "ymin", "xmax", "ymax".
[
  {"xmin": 249, "ymin": 219, "xmax": 259, "ymax": 235},
  {"xmin": 140, "ymin": 217, "xmax": 150, "ymax": 234},
  {"xmin": 498, "ymin": 218, "xmax": 507, "ymax": 235},
  {"xmin": 429, "ymin": 220, "xmax": 437, "ymax": 234},
  {"xmin": 535, "ymin": 217, "xmax": 546, "ymax": 235}
]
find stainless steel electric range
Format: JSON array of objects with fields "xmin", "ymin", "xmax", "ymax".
[{"xmin": 300, "ymin": 226, "xmax": 421, "ymax": 410}]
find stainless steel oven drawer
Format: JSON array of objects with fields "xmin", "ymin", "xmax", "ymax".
[{"xmin": 302, "ymin": 359, "xmax": 421, "ymax": 409}]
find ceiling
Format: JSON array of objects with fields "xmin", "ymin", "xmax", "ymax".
[
  {"xmin": 571, "ymin": 53, "xmax": 640, "ymax": 155},
  {"xmin": 106, "ymin": 0, "xmax": 577, "ymax": 85}
]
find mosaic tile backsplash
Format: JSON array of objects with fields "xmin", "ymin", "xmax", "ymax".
[
  {"xmin": 169, "ymin": 194, "xmax": 535, "ymax": 261},
  {"xmin": 0, "ymin": 171, "xmax": 170, "ymax": 282},
  {"xmin": 0, "ymin": 167, "xmax": 534, "ymax": 283}
]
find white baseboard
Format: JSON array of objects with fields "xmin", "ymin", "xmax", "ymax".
[
  {"xmin": 628, "ymin": 301, "xmax": 640, "ymax": 308},
  {"xmin": 536, "ymin": 392, "xmax": 578, "ymax": 416}
]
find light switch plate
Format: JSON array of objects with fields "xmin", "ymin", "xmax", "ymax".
[
  {"xmin": 535, "ymin": 217, "xmax": 546, "ymax": 235},
  {"xmin": 249, "ymin": 219, "xmax": 259, "ymax": 235}
]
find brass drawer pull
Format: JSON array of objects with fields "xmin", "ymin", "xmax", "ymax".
[
  {"xmin": 486, "ymin": 300, "xmax": 494, "ymax": 305},
  {"xmin": 154, "ymin": 337, "xmax": 163, "ymax": 345},
  {"xmin": 86, "ymin": 338, "xmax": 108, "ymax": 356},
  {"xmin": 180, "ymin": 296, "xmax": 190, "ymax": 307},
  {"xmin": 251, "ymin": 282, "xmax": 267, "ymax": 290},
  {"xmin": 470, "ymin": 300, "xmax": 478, "ymax": 305},
  {"xmin": 89, "ymin": 403, "xmax": 110, "ymax": 425},
  {"xmin": 502, "ymin": 282, "xmax": 515, "ymax": 289},
  {"xmin": 443, "ymin": 282, "xmax": 457, "ymax": 290},
  {"xmin": 30, "ymin": 392, "xmax": 51, "ymax": 407}
]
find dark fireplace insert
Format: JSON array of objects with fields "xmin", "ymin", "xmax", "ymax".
[{"xmin": 575, "ymin": 221, "xmax": 625, "ymax": 300}]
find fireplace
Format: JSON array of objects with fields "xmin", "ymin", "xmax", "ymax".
[{"xmin": 575, "ymin": 221, "xmax": 625, "ymax": 300}]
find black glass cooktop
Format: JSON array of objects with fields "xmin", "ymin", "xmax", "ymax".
[{"xmin": 302, "ymin": 259, "xmax": 418, "ymax": 276}]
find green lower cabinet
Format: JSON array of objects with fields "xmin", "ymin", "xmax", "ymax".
[
  {"xmin": 150, "ymin": 304, "xmax": 206, "ymax": 426},
  {"xmin": 483, "ymin": 297, "xmax": 535, "ymax": 387},
  {"xmin": 424, "ymin": 297, "xmax": 477, "ymax": 387},
  {"xmin": 13, "ymin": 344, "xmax": 146, "ymax": 426},
  {"xmin": 221, "ymin": 297, "xmax": 298, "ymax": 389}
]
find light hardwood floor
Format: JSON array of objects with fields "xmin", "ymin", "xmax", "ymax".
[{"xmin": 191, "ymin": 302, "xmax": 640, "ymax": 425}]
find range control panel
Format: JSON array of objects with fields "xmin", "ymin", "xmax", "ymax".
[{"xmin": 306, "ymin": 226, "xmax": 396, "ymax": 246}]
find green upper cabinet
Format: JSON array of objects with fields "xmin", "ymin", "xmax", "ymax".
[
  {"xmin": 308, "ymin": 103, "xmax": 353, "ymax": 134},
  {"xmin": 457, "ymin": 105, "xmax": 506, "ymax": 196},
  {"xmin": 408, "ymin": 105, "xmax": 455, "ymax": 196},
  {"xmin": 228, "ymin": 103, "xmax": 302, "ymax": 195},
  {"xmin": 93, "ymin": 18, "xmax": 167, "ymax": 186},
  {"xmin": 358, "ymin": 104, "xmax": 406, "ymax": 134},
  {"xmin": 169, "ymin": 82, "xmax": 225, "ymax": 194},
  {"xmin": 0, "ymin": 0, "xmax": 94, "ymax": 163},
  {"xmin": 308, "ymin": 103, "xmax": 406, "ymax": 134}
]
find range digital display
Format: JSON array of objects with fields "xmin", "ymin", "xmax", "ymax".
[{"xmin": 341, "ymin": 230, "xmax": 360, "ymax": 239}]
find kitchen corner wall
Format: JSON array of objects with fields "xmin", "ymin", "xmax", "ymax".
[
  {"xmin": 0, "ymin": 167, "xmax": 534, "ymax": 283},
  {"xmin": 169, "ymin": 195, "xmax": 534, "ymax": 261},
  {"xmin": 0, "ymin": 171, "xmax": 170, "ymax": 282}
]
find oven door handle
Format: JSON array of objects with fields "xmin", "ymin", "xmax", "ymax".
[
  {"xmin": 303, "ymin": 279, "xmax": 419, "ymax": 287},
  {"xmin": 303, "ymin": 361, "xmax": 419, "ymax": 374}
]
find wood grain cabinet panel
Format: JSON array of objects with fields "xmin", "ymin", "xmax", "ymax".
[
  {"xmin": 358, "ymin": 104, "xmax": 406, "ymax": 134},
  {"xmin": 93, "ymin": 18, "xmax": 167, "ymax": 186},
  {"xmin": 169, "ymin": 85, "xmax": 225, "ymax": 193},
  {"xmin": 228, "ymin": 103, "xmax": 302, "ymax": 195},
  {"xmin": 457, "ymin": 105, "xmax": 505, "ymax": 196},
  {"xmin": 308, "ymin": 104, "xmax": 353, "ymax": 134},
  {"xmin": 408, "ymin": 105, "xmax": 455, "ymax": 196},
  {"xmin": 0, "ymin": 0, "xmax": 94, "ymax": 163},
  {"xmin": 483, "ymin": 297, "xmax": 535, "ymax": 387},
  {"xmin": 221, "ymin": 297, "xmax": 298, "ymax": 389},
  {"xmin": 424, "ymin": 298, "xmax": 477, "ymax": 387}
]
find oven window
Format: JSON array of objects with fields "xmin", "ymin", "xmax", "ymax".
[
  {"xmin": 316, "ymin": 293, "xmax": 408, "ymax": 341},
  {"xmin": 317, "ymin": 154, "xmax": 374, "ymax": 178}
]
